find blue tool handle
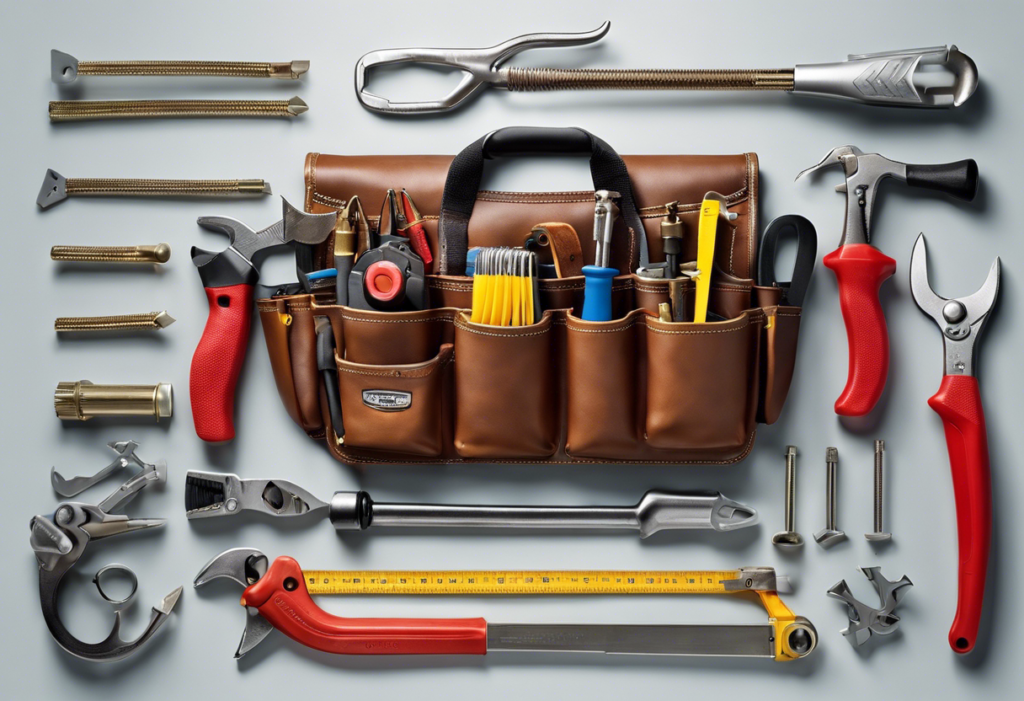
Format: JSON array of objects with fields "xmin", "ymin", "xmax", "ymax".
[{"xmin": 581, "ymin": 265, "xmax": 618, "ymax": 321}]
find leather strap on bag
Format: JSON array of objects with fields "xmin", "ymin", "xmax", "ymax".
[
  {"xmin": 532, "ymin": 222, "xmax": 585, "ymax": 278},
  {"xmin": 437, "ymin": 127, "xmax": 650, "ymax": 275}
]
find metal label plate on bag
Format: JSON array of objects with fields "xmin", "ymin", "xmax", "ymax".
[{"xmin": 362, "ymin": 390, "xmax": 412, "ymax": 412}]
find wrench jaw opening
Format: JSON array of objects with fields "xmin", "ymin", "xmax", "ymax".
[{"xmin": 194, "ymin": 548, "xmax": 275, "ymax": 658}]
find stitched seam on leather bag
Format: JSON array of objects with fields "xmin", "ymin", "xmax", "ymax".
[
  {"xmin": 454, "ymin": 321, "xmax": 552, "ymax": 339},
  {"xmin": 312, "ymin": 192, "xmax": 347, "ymax": 208},
  {"xmin": 566, "ymin": 319, "xmax": 639, "ymax": 334},
  {"xmin": 341, "ymin": 313, "xmax": 457, "ymax": 325},
  {"xmin": 639, "ymin": 192, "xmax": 749, "ymax": 217},
  {"xmin": 336, "ymin": 353, "xmax": 451, "ymax": 378},
  {"xmin": 644, "ymin": 317, "xmax": 751, "ymax": 336},
  {"xmin": 335, "ymin": 427, "xmax": 755, "ymax": 466}
]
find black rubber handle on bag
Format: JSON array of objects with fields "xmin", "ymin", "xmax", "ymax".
[
  {"xmin": 437, "ymin": 127, "xmax": 649, "ymax": 275},
  {"xmin": 905, "ymin": 159, "xmax": 979, "ymax": 201}
]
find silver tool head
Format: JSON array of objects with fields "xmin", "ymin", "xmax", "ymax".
[
  {"xmin": 185, "ymin": 471, "xmax": 329, "ymax": 520},
  {"xmin": 355, "ymin": 22, "xmax": 610, "ymax": 114},
  {"xmin": 37, "ymin": 169, "xmax": 68, "ymax": 209},
  {"xmin": 51, "ymin": 440, "xmax": 165, "ymax": 498},
  {"xmin": 860, "ymin": 566, "xmax": 914, "ymax": 615},
  {"xmin": 51, "ymin": 50, "xmax": 79, "ymax": 84},
  {"xmin": 282, "ymin": 198, "xmax": 338, "ymax": 244},
  {"xmin": 193, "ymin": 547, "xmax": 275, "ymax": 658},
  {"xmin": 910, "ymin": 234, "xmax": 1000, "ymax": 376},
  {"xmin": 827, "ymin": 567, "xmax": 912, "ymax": 646},
  {"xmin": 814, "ymin": 528, "xmax": 846, "ymax": 547},
  {"xmin": 194, "ymin": 547, "xmax": 268, "ymax": 589},
  {"xmin": 635, "ymin": 491, "xmax": 758, "ymax": 537},
  {"xmin": 796, "ymin": 146, "xmax": 907, "ymax": 246},
  {"xmin": 793, "ymin": 45, "xmax": 977, "ymax": 108},
  {"xmin": 702, "ymin": 191, "xmax": 739, "ymax": 222}
]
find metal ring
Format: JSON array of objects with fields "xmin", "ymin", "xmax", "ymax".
[{"xmin": 93, "ymin": 563, "xmax": 138, "ymax": 611}]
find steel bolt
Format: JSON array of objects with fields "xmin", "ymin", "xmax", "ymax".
[
  {"xmin": 866, "ymin": 440, "xmax": 892, "ymax": 541},
  {"xmin": 773, "ymin": 445, "xmax": 804, "ymax": 548},
  {"xmin": 814, "ymin": 447, "xmax": 846, "ymax": 547}
]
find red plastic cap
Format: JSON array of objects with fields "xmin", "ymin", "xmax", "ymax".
[{"xmin": 365, "ymin": 261, "xmax": 404, "ymax": 303}]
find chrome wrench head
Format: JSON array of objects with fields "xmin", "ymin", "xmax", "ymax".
[
  {"xmin": 185, "ymin": 471, "xmax": 329, "ymax": 520},
  {"xmin": 910, "ymin": 233, "xmax": 1000, "ymax": 377},
  {"xmin": 51, "ymin": 440, "xmax": 165, "ymax": 498},
  {"xmin": 827, "ymin": 567, "xmax": 912, "ymax": 646}
]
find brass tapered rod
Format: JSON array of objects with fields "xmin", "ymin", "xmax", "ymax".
[
  {"xmin": 74, "ymin": 59, "xmax": 309, "ymax": 79},
  {"xmin": 51, "ymin": 244, "xmax": 171, "ymax": 264},
  {"xmin": 55, "ymin": 312, "xmax": 175, "ymax": 333},
  {"xmin": 50, "ymin": 97, "xmax": 307, "ymax": 122}
]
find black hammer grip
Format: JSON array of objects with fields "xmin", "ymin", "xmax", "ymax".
[{"xmin": 905, "ymin": 159, "xmax": 979, "ymax": 201}]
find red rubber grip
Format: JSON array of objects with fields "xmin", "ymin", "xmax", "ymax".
[
  {"xmin": 823, "ymin": 244, "xmax": 897, "ymax": 416},
  {"xmin": 928, "ymin": 375, "xmax": 991, "ymax": 654},
  {"xmin": 189, "ymin": 283, "xmax": 253, "ymax": 442},
  {"xmin": 244, "ymin": 557, "xmax": 488, "ymax": 656}
]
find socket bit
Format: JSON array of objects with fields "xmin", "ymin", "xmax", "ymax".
[
  {"xmin": 55, "ymin": 312, "xmax": 175, "ymax": 333},
  {"xmin": 51, "ymin": 244, "xmax": 171, "ymax": 264},
  {"xmin": 54, "ymin": 381, "xmax": 173, "ymax": 421}
]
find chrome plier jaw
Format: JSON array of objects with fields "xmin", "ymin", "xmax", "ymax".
[
  {"xmin": 910, "ymin": 234, "xmax": 1000, "ymax": 376},
  {"xmin": 355, "ymin": 22, "xmax": 610, "ymax": 114},
  {"xmin": 184, "ymin": 470, "xmax": 329, "ymax": 519},
  {"xmin": 30, "ymin": 461, "xmax": 180, "ymax": 662}
]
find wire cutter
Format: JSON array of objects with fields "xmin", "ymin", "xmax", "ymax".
[{"xmin": 910, "ymin": 234, "xmax": 1000, "ymax": 655}]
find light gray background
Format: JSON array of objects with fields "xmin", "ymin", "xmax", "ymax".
[{"xmin": 2, "ymin": 0, "xmax": 1022, "ymax": 697}]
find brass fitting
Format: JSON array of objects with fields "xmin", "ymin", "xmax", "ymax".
[
  {"xmin": 51, "ymin": 244, "xmax": 171, "ymax": 264},
  {"xmin": 55, "ymin": 312, "xmax": 175, "ymax": 333},
  {"xmin": 49, "ymin": 97, "xmax": 308, "ymax": 122},
  {"xmin": 54, "ymin": 381, "xmax": 173, "ymax": 421}
]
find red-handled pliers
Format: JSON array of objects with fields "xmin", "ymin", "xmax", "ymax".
[{"xmin": 910, "ymin": 234, "xmax": 1000, "ymax": 655}]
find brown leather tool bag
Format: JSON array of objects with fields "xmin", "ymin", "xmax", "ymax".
[{"xmin": 259, "ymin": 127, "xmax": 802, "ymax": 465}]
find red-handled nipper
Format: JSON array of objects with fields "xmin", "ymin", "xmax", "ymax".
[{"xmin": 910, "ymin": 234, "xmax": 1000, "ymax": 655}]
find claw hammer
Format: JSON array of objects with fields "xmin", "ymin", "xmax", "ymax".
[{"xmin": 797, "ymin": 146, "xmax": 978, "ymax": 416}]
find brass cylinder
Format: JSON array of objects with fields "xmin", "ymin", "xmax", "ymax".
[{"xmin": 54, "ymin": 380, "xmax": 173, "ymax": 421}]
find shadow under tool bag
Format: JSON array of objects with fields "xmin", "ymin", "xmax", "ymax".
[{"xmin": 258, "ymin": 127, "xmax": 804, "ymax": 465}]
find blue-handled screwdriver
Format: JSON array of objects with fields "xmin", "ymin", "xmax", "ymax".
[{"xmin": 581, "ymin": 190, "xmax": 620, "ymax": 321}]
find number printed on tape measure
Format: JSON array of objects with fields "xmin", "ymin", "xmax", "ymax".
[{"xmin": 301, "ymin": 570, "xmax": 738, "ymax": 596}]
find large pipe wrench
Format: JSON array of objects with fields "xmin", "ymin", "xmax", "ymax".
[
  {"xmin": 910, "ymin": 235, "xmax": 999, "ymax": 654},
  {"xmin": 798, "ymin": 146, "xmax": 978, "ymax": 416},
  {"xmin": 189, "ymin": 199, "xmax": 336, "ymax": 442},
  {"xmin": 195, "ymin": 549, "xmax": 816, "ymax": 662}
]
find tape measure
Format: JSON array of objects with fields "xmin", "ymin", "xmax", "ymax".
[{"xmin": 301, "ymin": 569, "xmax": 742, "ymax": 596}]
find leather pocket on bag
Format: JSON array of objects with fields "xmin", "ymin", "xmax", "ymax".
[
  {"xmin": 453, "ymin": 311, "xmax": 558, "ymax": 459},
  {"xmin": 564, "ymin": 310, "xmax": 644, "ymax": 458},
  {"xmin": 340, "ymin": 307, "xmax": 453, "ymax": 365},
  {"xmin": 284, "ymin": 297, "xmax": 324, "ymax": 433},
  {"xmin": 258, "ymin": 298, "xmax": 304, "ymax": 428},
  {"xmin": 644, "ymin": 311, "xmax": 762, "ymax": 451},
  {"xmin": 336, "ymin": 344, "xmax": 453, "ymax": 457},
  {"xmin": 759, "ymin": 306, "xmax": 802, "ymax": 424}
]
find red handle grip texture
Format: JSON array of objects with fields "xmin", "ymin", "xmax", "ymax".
[
  {"xmin": 928, "ymin": 374, "xmax": 992, "ymax": 654},
  {"xmin": 823, "ymin": 244, "xmax": 897, "ymax": 416},
  {"xmin": 189, "ymin": 284, "xmax": 253, "ymax": 442},
  {"xmin": 244, "ymin": 557, "xmax": 488, "ymax": 655}
]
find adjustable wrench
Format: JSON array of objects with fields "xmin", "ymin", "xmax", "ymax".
[
  {"xmin": 910, "ymin": 234, "xmax": 999, "ymax": 654},
  {"xmin": 797, "ymin": 146, "xmax": 978, "ymax": 416},
  {"xmin": 189, "ymin": 199, "xmax": 336, "ymax": 441}
]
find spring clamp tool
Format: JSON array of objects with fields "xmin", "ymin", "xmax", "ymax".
[
  {"xmin": 356, "ymin": 23, "xmax": 976, "ymax": 114},
  {"xmin": 184, "ymin": 472, "xmax": 759, "ymax": 537},
  {"xmin": 910, "ymin": 234, "xmax": 1000, "ymax": 654},
  {"xmin": 31, "ymin": 451, "xmax": 180, "ymax": 662},
  {"xmin": 196, "ymin": 550, "xmax": 816, "ymax": 662}
]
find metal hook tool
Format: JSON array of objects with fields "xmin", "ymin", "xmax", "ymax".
[
  {"xmin": 30, "ymin": 458, "xmax": 180, "ymax": 662},
  {"xmin": 51, "ymin": 440, "xmax": 166, "ymax": 498},
  {"xmin": 355, "ymin": 23, "xmax": 977, "ymax": 114}
]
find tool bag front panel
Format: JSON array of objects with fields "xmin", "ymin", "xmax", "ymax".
[{"xmin": 257, "ymin": 130, "xmax": 802, "ymax": 464}]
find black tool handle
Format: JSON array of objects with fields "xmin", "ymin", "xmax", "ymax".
[
  {"xmin": 905, "ymin": 159, "xmax": 979, "ymax": 202},
  {"xmin": 437, "ymin": 127, "xmax": 648, "ymax": 275}
]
